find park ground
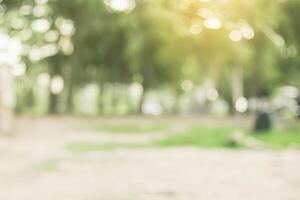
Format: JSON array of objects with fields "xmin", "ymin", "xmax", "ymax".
[{"xmin": 0, "ymin": 116, "xmax": 300, "ymax": 200}]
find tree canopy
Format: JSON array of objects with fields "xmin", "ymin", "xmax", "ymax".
[{"xmin": 0, "ymin": 0, "xmax": 299, "ymax": 115}]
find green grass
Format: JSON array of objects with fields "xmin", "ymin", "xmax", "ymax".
[
  {"xmin": 154, "ymin": 126, "xmax": 242, "ymax": 148},
  {"xmin": 155, "ymin": 123, "xmax": 300, "ymax": 148},
  {"xmin": 67, "ymin": 142, "xmax": 149, "ymax": 153},
  {"xmin": 94, "ymin": 124, "xmax": 169, "ymax": 134},
  {"xmin": 253, "ymin": 123, "xmax": 300, "ymax": 147},
  {"xmin": 67, "ymin": 122, "xmax": 300, "ymax": 152},
  {"xmin": 33, "ymin": 158, "xmax": 61, "ymax": 172}
]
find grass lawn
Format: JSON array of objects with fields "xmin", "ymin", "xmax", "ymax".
[
  {"xmin": 154, "ymin": 126, "xmax": 241, "ymax": 148},
  {"xmin": 33, "ymin": 158, "xmax": 61, "ymax": 172},
  {"xmin": 94, "ymin": 124, "xmax": 169, "ymax": 134},
  {"xmin": 155, "ymin": 122, "xmax": 300, "ymax": 148},
  {"xmin": 67, "ymin": 142, "xmax": 148, "ymax": 153},
  {"xmin": 68, "ymin": 121, "xmax": 300, "ymax": 153},
  {"xmin": 253, "ymin": 123, "xmax": 300, "ymax": 147}
]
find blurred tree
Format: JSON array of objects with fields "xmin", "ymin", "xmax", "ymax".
[{"xmin": 1, "ymin": 0, "xmax": 299, "ymax": 115}]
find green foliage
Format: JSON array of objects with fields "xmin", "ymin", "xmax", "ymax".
[{"xmin": 1, "ymin": 0, "xmax": 300, "ymax": 114}]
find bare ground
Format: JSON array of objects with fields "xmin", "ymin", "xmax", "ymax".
[{"xmin": 0, "ymin": 117, "xmax": 299, "ymax": 200}]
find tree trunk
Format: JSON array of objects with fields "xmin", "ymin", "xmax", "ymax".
[
  {"xmin": 48, "ymin": 92, "xmax": 58, "ymax": 114},
  {"xmin": 231, "ymin": 64, "xmax": 244, "ymax": 113},
  {"xmin": 48, "ymin": 58, "xmax": 61, "ymax": 114},
  {"xmin": 97, "ymin": 84, "xmax": 104, "ymax": 115},
  {"xmin": 137, "ymin": 89, "xmax": 146, "ymax": 114},
  {"xmin": 64, "ymin": 64, "xmax": 74, "ymax": 114},
  {"xmin": 172, "ymin": 90, "xmax": 181, "ymax": 115}
]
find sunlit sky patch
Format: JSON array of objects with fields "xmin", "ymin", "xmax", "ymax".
[
  {"xmin": 229, "ymin": 30, "xmax": 242, "ymax": 42},
  {"xmin": 51, "ymin": 75, "xmax": 64, "ymax": 94},
  {"xmin": 104, "ymin": 0, "xmax": 136, "ymax": 12},
  {"xmin": 190, "ymin": 20, "xmax": 202, "ymax": 35},
  {"xmin": 204, "ymin": 17, "xmax": 222, "ymax": 30}
]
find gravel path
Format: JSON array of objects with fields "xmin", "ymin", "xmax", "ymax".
[{"xmin": 0, "ymin": 117, "xmax": 299, "ymax": 200}]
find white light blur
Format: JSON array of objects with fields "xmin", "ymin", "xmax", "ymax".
[
  {"xmin": 28, "ymin": 44, "xmax": 58, "ymax": 62},
  {"xmin": 178, "ymin": 0, "xmax": 190, "ymax": 10},
  {"xmin": 59, "ymin": 37, "xmax": 74, "ymax": 55},
  {"xmin": 9, "ymin": 38, "xmax": 23, "ymax": 55},
  {"xmin": 130, "ymin": 82, "xmax": 143, "ymax": 100},
  {"xmin": 239, "ymin": 23, "xmax": 255, "ymax": 40},
  {"xmin": 204, "ymin": 17, "xmax": 222, "ymax": 30},
  {"xmin": 20, "ymin": 5, "xmax": 32, "ymax": 16},
  {"xmin": 194, "ymin": 87, "xmax": 206, "ymax": 104},
  {"xmin": 285, "ymin": 45, "xmax": 298, "ymax": 58},
  {"xmin": 263, "ymin": 27, "xmax": 285, "ymax": 48},
  {"xmin": 12, "ymin": 63, "xmax": 26, "ymax": 77},
  {"xmin": 57, "ymin": 19, "xmax": 75, "ymax": 36},
  {"xmin": 40, "ymin": 43, "xmax": 58, "ymax": 58},
  {"xmin": 142, "ymin": 102, "xmax": 163, "ymax": 116},
  {"xmin": 273, "ymin": 35, "xmax": 285, "ymax": 48},
  {"xmin": 79, "ymin": 84, "xmax": 99, "ymax": 114},
  {"xmin": 0, "ymin": 32, "xmax": 9, "ymax": 49},
  {"xmin": 19, "ymin": 29, "xmax": 33, "ymax": 41},
  {"xmin": 190, "ymin": 22, "xmax": 202, "ymax": 35},
  {"xmin": 211, "ymin": 99, "xmax": 229, "ymax": 116},
  {"xmin": 0, "ymin": 33, "xmax": 23, "ymax": 65},
  {"xmin": 37, "ymin": 73, "xmax": 51, "ymax": 88},
  {"xmin": 104, "ymin": 0, "xmax": 136, "ymax": 12},
  {"xmin": 229, "ymin": 30, "xmax": 242, "ymax": 42},
  {"xmin": 206, "ymin": 88, "xmax": 219, "ymax": 101},
  {"xmin": 33, "ymin": 5, "xmax": 47, "ymax": 17},
  {"xmin": 34, "ymin": 0, "xmax": 49, "ymax": 5},
  {"xmin": 11, "ymin": 18, "xmax": 27, "ymax": 30},
  {"xmin": 31, "ymin": 19, "xmax": 51, "ymax": 33},
  {"xmin": 235, "ymin": 97, "xmax": 248, "ymax": 113},
  {"xmin": 181, "ymin": 80, "xmax": 194, "ymax": 92},
  {"xmin": 279, "ymin": 86, "xmax": 299, "ymax": 98},
  {"xmin": 44, "ymin": 30, "xmax": 59, "ymax": 42},
  {"xmin": 0, "ymin": 66, "xmax": 16, "ymax": 108},
  {"xmin": 198, "ymin": 8, "xmax": 214, "ymax": 19},
  {"xmin": 51, "ymin": 75, "xmax": 64, "ymax": 94},
  {"xmin": 29, "ymin": 48, "xmax": 42, "ymax": 62}
]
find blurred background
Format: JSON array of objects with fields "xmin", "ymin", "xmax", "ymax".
[
  {"xmin": 0, "ymin": 0, "xmax": 300, "ymax": 199},
  {"xmin": 0, "ymin": 0, "xmax": 299, "ymax": 118}
]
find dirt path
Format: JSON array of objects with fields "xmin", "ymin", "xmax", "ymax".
[{"xmin": 0, "ymin": 117, "xmax": 299, "ymax": 200}]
